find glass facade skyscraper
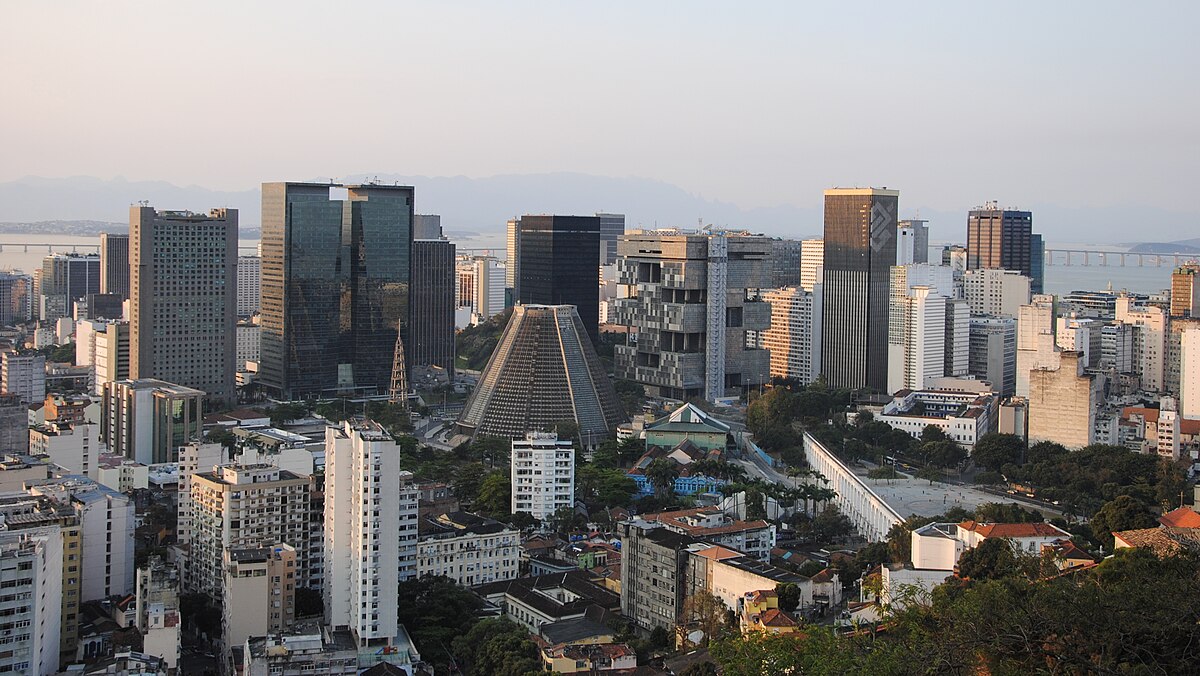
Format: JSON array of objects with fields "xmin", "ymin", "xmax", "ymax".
[
  {"xmin": 966, "ymin": 205, "xmax": 1043, "ymax": 292},
  {"xmin": 260, "ymin": 182, "xmax": 413, "ymax": 399},
  {"xmin": 516, "ymin": 215, "xmax": 601, "ymax": 343},
  {"xmin": 820, "ymin": 188, "xmax": 899, "ymax": 392}
]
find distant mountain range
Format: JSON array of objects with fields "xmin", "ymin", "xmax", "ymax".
[{"xmin": 0, "ymin": 174, "xmax": 1196, "ymax": 246}]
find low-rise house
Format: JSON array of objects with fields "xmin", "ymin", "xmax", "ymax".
[
  {"xmin": 739, "ymin": 589, "xmax": 800, "ymax": 635},
  {"xmin": 691, "ymin": 545, "xmax": 812, "ymax": 617},
  {"xmin": 1112, "ymin": 527, "xmax": 1200, "ymax": 556},
  {"xmin": 541, "ymin": 642, "xmax": 637, "ymax": 674},
  {"xmin": 476, "ymin": 570, "xmax": 622, "ymax": 632},
  {"xmin": 809, "ymin": 568, "xmax": 842, "ymax": 608},
  {"xmin": 645, "ymin": 507, "xmax": 776, "ymax": 562}
]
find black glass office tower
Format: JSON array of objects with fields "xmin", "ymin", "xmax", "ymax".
[
  {"xmin": 966, "ymin": 206, "xmax": 1043, "ymax": 292},
  {"xmin": 516, "ymin": 215, "xmax": 601, "ymax": 343},
  {"xmin": 410, "ymin": 238, "xmax": 456, "ymax": 375},
  {"xmin": 260, "ymin": 182, "xmax": 413, "ymax": 399},
  {"xmin": 820, "ymin": 188, "xmax": 899, "ymax": 392}
]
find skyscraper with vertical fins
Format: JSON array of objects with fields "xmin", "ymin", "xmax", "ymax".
[{"xmin": 455, "ymin": 304, "xmax": 626, "ymax": 442}]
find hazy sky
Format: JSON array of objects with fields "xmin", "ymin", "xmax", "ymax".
[{"xmin": 2, "ymin": 1, "xmax": 1197, "ymax": 215}]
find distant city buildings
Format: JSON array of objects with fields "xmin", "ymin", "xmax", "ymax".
[
  {"xmin": 38, "ymin": 252, "xmax": 100, "ymax": 322},
  {"xmin": 897, "ymin": 219, "xmax": 929, "ymax": 264},
  {"xmin": 821, "ymin": 188, "xmax": 899, "ymax": 392},
  {"xmin": 886, "ymin": 264, "xmax": 967, "ymax": 394},
  {"xmin": 1027, "ymin": 351, "xmax": 1098, "ymax": 448},
  {"xmin": 968, "ymin": 316, "xmax": 1016, "ymax": 396},
  {"xmin": 2, "ymin": 352, "xmax": 45, "ymax": 403},
  {"xmin": 129, "ymin": 206, "xmax": 237, "ymax": 406},
  {"xmin": 597, "ymin": 212, "xmax": 626, "ymax": 266},
  {"xmin": 768, "ymin": 238, "xmax": 803, "ymax": 288},
  {"xmin": 456, "ymin": 254, "xmax": 506, "ymax": 324},
  {"xmin": 962, "ymin": 268, "xmax": 1031, "ymax": 318},
  {"xmin": 613, "ymin": 229, "xmax": 772, "ymax": 401},
  {"xmin": 260, "ymin": 182, "xmax": 414, "ymax": 400}
]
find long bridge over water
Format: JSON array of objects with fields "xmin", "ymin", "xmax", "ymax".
[
  {"xmin": 1044, "ymin": 249, "xmax": 1198, "ymax": 267},
  {"xmin": 0, "ymin": 242, "xmax": 261, "ymax": 254}
]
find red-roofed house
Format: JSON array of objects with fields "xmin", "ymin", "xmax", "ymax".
[
  {"xmin": 739, "ymin": 589, "xmax": 800, "ymax": 635},
  {"xmin": 957, "ymin": 520, "xmax": 1072, "ymax": 556},
  {"xmin": 1159, "ymin": 506, "xmax": 1200, "ymax": 529}
]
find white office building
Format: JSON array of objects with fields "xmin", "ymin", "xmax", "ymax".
[
  {"xmin": 756, "ymin": 286, "xmax": 822, "ymax": 384},
  {"xmin": 1116, "ymin": 295, "xmax": 1168, "ymax": 392},
  {"xmin": 1181, "ymin": 328, "xmax": 1200, "ymax": 419},
  {"xmin": 799, "ymin": 239, "xmax": 823, "ymax": 293},
  {"xmin": 887, "ymin": 265, "xmax": 969, "ymax": 394},
  {"xmin": 1, "ymin": 353, "xmax": 45, "ymax": 404},
  {"xmin": 963, "ymin": 268, "xmax": 1031, "ymax": 318},
  {"xmin": 1016, "ymin": 294, "xmax": 1058, "ymax": 398},
  {"xmin": 237, "ymin": 255, "xmax": 261, "ymax": 317},
  {"xmin": 28, "ymin": 422, "xmax": 97, "ymax": 477},
  {"xmin": 323, "ymin": 420, "xmax": 419, "ymax": 647},
  {"xmin": 511, "ymin": 432, "xmax": 575, "ymax": 522}
]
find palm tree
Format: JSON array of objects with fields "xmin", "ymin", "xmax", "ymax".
[{"xmin": 645, "ymin": 458, "xmax": 681, "ymax": 498}]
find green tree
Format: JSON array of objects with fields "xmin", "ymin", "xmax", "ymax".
[
  {"xmin": 922, "ymin": 440, "xmax": 967, "ymax": 469},
  {"xmin": 956, "ymin": 537, "xmax": 1023, "ymax": 581},
  {"xmin": 269, "ymin": 402, "xmax": 308, "ymax": 426},
  {"xmin": 972, "ymin": 433, "xmax": 1025, "ymax": 472},
  {"xmin": 507, "ymin": 511, "xmax": 538, "ymax": 530},
  {"xmin": 916, "ymin": 466, "xmax": 943, "ymax": 484},
  {"xmin": 451, "ymin": 462, "xmax": 490, "ymax": 506},
  {"xmin": 775, "ymin": 582, "xmax": 801, "ymax": 612},
  {"xmin": 974, "ymin": 502, "xmax": 1044, "ymax": 523},
  {"xmin": 920, "ymin": 424, "xmax": 948, "ymax": 444},
  {"xmin": 645, "ymin": 458, "xmax": 681, "ymax": 498},
  {"xmin": 397, "ymin": 576, "xmax": 485, "ymax": 674},
  {"xmin": 474, "ymin": 471, "xmax": 511, "ymax": 517},
  {"xmin": 1090, "ymin": 495, "xmax": 1158, "ymax": 550},
  {"xmin": 450, "ymin": 618, "xmax": 541, "ymax": 676}
]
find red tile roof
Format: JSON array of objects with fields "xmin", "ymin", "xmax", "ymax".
[
  {"xmin": 809, "ymin": 568, "xmax": 836, "ymax": 584},
  {"xmin": 758, "ymin": 608, "xmax": 798, "ymax": 627},
  {"xmin": 958, "ymin": 521, "xmax": 1068, "ymax": 539},
  {"xmin": 1122, "ymin": 407, "xmax": 1200, "ymax": 435},
  {"xmin": 1158, "ymin": 506, "xmax": 1200, "ymax": 528}
]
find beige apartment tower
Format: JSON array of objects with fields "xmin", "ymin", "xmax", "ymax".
[{"xmin": 129, "ymin": 206, "xmax": 237, "ymax": 406}]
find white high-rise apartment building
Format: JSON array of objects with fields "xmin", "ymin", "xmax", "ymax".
[
  {"xmin": 2, "ymin": 353, "xmax": 45, "ymax": 404},
  {"xmin": 757, "ymin": 286, "xmax": 822, "ymax": 384},
  {"xmin": 511, "ymin": 432, "xmax": 575, "ymax": 521},
  {"xmin": 963, "ymin": 268, "xmax": 1031, "ymax": 318},
  {"xmin": 175, "ymin": 442, "xmax": 226, "ymax": 547},
  {"xmin": 188, "ymin": 464, "xmax": 309, "ymax": 597},
  {"xmin": 0, "ymin": 528, "xmax": 62, "ymax": 676},
  {"xmin": 1056, "ymin": 315, "xmax": 1101, "ymax": 368},
  {"xmin": 237, "ymin": 255, "xmax": 261, "ymax": 317},
  {"xmin": 1016, "ymin": 294, "xmax": 1058, "ymax": 397},
  {"xmin": 1181, "ymin": 328, "xmax": 1200, "ymax": 419},
  {"xmin": 799, "ymin": 239, "xmax": 824, "ymax": 293},
  {"xmin": 888, "ymin": 286, "xmax": 948, "ymax": 394},
  {"xmin": 29, "ymin": 422, "xmax": 96, "ymax": 477},
  {"xmin": 27, "ymin": 476, "xmax": 135, "ymax": 602},
  {"xmin": 323, "ymin": 420, "xmax": 418, "ymax": 646},
  {"xmin": 1116, "ymin": 295, "xmax": 1167, "ymax": 392}
]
